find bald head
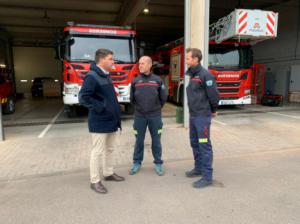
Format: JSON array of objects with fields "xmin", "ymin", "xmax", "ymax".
[
  {"xmin": 140, "ymin": 56, "xmax": 153, "ymax": 65},
  {"xmin": 139, "ymin": 56, "xmax": 153, "ymax": 75}
]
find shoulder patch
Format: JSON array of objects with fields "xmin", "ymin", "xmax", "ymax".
[{"xmin": 206, "ymin": 80, "xmax": 213, "ymax": 86}]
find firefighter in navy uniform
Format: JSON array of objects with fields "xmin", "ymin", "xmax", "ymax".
[
  {"xmin": 129, "ymin": 56, "xmax": 167, "ymax": 176},
  {"xmin": 185, "ymin": 48, "xmax": 220, "ymax": 188}
]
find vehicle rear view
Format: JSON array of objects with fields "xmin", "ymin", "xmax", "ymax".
[
  {"xmin": 56, "ymin": 23, "xmax": 138, "ymax": 117},
  {"xmin": 31, "ymin": 77, "xmax": 55, "ymax": 97}
]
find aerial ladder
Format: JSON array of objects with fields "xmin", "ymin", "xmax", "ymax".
[{"xmin": 209, "ymin": 9, "xmax": 279, "ymax": 44}]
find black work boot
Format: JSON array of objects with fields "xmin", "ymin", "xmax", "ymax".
[{"xmin": 185, "ymin": 169, "xmax": 202, "ymax": 178}]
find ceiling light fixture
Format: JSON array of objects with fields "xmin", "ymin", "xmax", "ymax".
[{"xmin": 143, "ymin": 8, "xmax": 149, "ymax": 14}]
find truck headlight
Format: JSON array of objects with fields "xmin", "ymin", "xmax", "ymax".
[{"xmin": 244, "ymin": 89, "xmax": 251, "ymax": 94}]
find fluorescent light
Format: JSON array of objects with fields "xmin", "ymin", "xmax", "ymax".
[
  {"xmin": 55, "ymin": 80, "xmax": 59, "ymax": 82},
  {"xmin": 0, "ymin": 64, "xmax": 6, "ymax": 68},
  {"xmin": 20, "ymin": 80, "xmax": 28, "ymax": 83}
]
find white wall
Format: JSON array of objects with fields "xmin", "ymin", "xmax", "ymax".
[
  {"xmin": 13, "ymin": 47, "xmax": 62, "ymax": 93},
  {"xmin": 253, "ymin": 0, "xmax": 300, "ymax": 101}
]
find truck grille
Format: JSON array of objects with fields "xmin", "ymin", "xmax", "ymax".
[
  {"xmin": 221, "ymin": 97, "xmax": 239, "ymax": 100},
  {"xmin": 110, "ymin": 72, "xmax": 128, "ymax": 82},
  {"xmin": 217, "ymin": 82, "xmax": 240, "ymax": 87},
  {"xmin": 218, "ymin": 88, "xmax": 239, "ymax": 93}
]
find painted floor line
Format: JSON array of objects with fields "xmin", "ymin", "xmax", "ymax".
[
  {"xmin": 213, "ymin": 119, "xmax": 227, "ymax": 126},
  {"xmin": 38, "ymin": 107, "xmax": 64, "ymax": 139},
  {"xmin": 268, "ymin": 111, "xmax": 300, "ymax": 120}
]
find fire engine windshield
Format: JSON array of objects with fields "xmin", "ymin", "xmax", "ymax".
[
  {"xmin": 68, "ymin": 35, "xmax": 136, "ymax": 63},
  {"xmin": 209, "ymin": 45, "xmax": 252, "ymax": 70}
]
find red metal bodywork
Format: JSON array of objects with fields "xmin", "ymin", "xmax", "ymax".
[
  {"xmin": 158, "ymin": 41, "xmax": 264, "ymax": 105},
  {"xmin": 61, "ymin": 25, "xmax": 139, "ymax": 106},
  {"xmin": 0, "ymin": 68, "xmax": 14, "ymax": 105},
  {"xmin": 63, "ymin": 61, "xmax": 139, "ymax": 86}
]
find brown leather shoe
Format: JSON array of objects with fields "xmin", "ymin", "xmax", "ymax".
[
  {"xmin": 90, "ymin": 181, "xmax": 108, "ymax": 194},
  {"xmin": 104, "ymin": 173, "xmax": 125, "ymax": 182}
]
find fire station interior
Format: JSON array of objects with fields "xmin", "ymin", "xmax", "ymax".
[{"xmin": 1, "ymin": 0, "xmax": 300, "ymax": 140}]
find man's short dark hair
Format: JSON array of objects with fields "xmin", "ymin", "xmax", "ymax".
[
  {"xmin": 95, "ymin": 49, "xmax": 113, "ymax": 63},
  {"xmin": 186, "ymin": 48, "xmax": 202, "ymax": 63}
]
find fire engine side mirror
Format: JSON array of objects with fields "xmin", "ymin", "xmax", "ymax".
[
  {"xmin": 55, "ymin": 39, "xmax": 69, "ymax": 61},
  {"xmin": 55, "ymin": 48, "xmax": 61, "ymax": 61},
  {"xmin": 68, "ymin": 38, "xmax": 75, "ymax": 46},
  {"xmin": 55, "ymin": 41, "xmax": 63, "ymax": 61}
]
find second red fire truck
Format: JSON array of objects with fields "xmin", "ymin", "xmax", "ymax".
[
  {"xmin": 157, "ymin": 38, "xmax": 264, "ymax": 106},
  {"xmin": 155, "ymin": 9, "xmax": 278, "ymax": 106},
  {"xmin": 56, "ymin": 23, "xmax": 139, "ymax": 117}
]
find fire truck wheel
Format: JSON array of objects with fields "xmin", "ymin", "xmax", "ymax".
[
  {"xmin": 66, "ymin": 106, "xmax": 77, "ymax": 118},
  {"xmin": 125, "ymin": 104, "xmax": 134, "ymax": 114},
  {"xmin": 3, "ymin": 96, "xmax": 15, "ymax": 114}
]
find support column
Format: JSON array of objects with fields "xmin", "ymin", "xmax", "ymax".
[{"xmin": 184, "ymin": 0, "xmax": 210, "ymax": 128}]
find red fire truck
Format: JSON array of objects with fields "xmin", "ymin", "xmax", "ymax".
[
  {"xmin": 56, "ymin": 23, "xmax": 139, "ymax": 117},
  {"xmin": 156, "ymin": 9, "xmax": 277, "ymax": 106},
  {"xmin": 0, "ymin": 30, "xmax": 15, "ymax": 114},
  {"xmin": 161, "ymin": 39, "xmax": 264, "ymax": 105}
]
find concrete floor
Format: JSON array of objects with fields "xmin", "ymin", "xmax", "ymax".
[
  {"xmin": 1, "ymin": 97, "xmax": 300, "ymax": 224},
  {"xmin": 0, "ymin": 150, "xmax": 300, "ymax": 224}
]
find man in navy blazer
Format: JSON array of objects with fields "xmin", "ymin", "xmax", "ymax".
[{"xmin": 79, "ymin": 49, "xmax": 125, "ymax": 194}]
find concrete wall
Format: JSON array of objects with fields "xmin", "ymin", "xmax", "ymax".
[
  {"xmin": 13, "ymin": 47, "xmax": 62, "ymax": 94},
  {"xmin": 253, "ymin": 0, "xmax": 300, "ymax": 101}
]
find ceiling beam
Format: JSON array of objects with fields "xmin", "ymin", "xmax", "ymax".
[
  {"xmin": 115, "ymin": 0, "xmax": 147, "ymax": 26},
  {"xmin": 149, "ymin": 0, "xmax": 184, "ymax": 7},
  {"xmin": 0, "ymin": 6, "xmax": 116, "ymax": 23},
  {"xmin": 0, "ymin": 5, "xmax": 117, "ymax": 17},
  {"xmin": 260, "ymin": 0, "xmax": 292, "ymax": 9},
  {"xmin": 0, "ymin": 0, "xmax": 122, "ymax": 13},
  {"xmin": 0, "ymin": 17, "xmax": 113, "ymax": 28},
  {"xmin": 147, "ymin": 4, "xmax": 184, "ymax": 17}
]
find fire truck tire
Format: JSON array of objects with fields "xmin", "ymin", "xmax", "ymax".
[
  {"xmin": 66, "ymin": 105, "xmax": 77, "ymax": 118},
  {"xmin": 3, "ymin": 96, "xmax": 15, "ymax": 114},
  {"xmin": 125, "ymin": 104, "xmax": 134, "ymax": 114}
]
